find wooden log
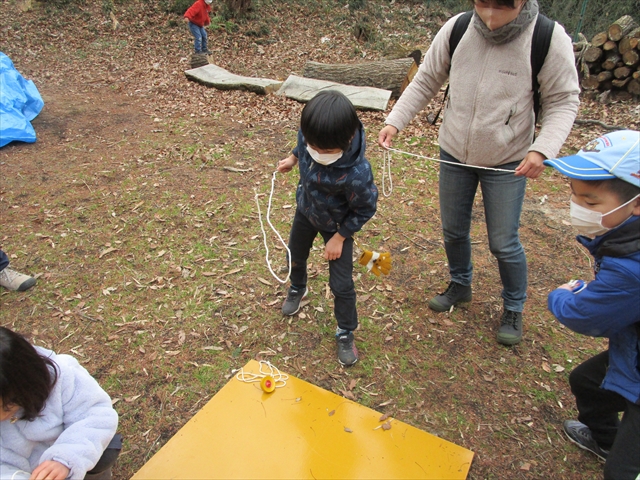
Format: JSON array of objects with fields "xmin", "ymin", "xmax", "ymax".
[
  {"xmin": 627, "ymin": 78, "xmax": 640, "ymax": 95},
  {"xmin": 633, "ymin": 70, "xmax": 640, "ymax": 80},
  {"xmin": 618, "ymin": 36, "xmax": 639, "ymax": 55},
  {"xmin": 581, "ymin": 76, "xmax": 600, "ymax": 90},
  {"xmin": 602, "ymin": 40, "xmax": 618, "ymax": 52},
  {"xmin": 184, "ymin": 64, "xmax": 282, "ymax": 95},
  {"xmin": 623, "ymin": 49, "xmax": 640, "ymax": 66},
  {"xmin": 190, "ymin": 53, "xmax": 209, "ymax": 69},
  {"xmin": 584, "ymin": 46, "xmax": 603, "ymax": 63},
  {"xmin": 591, "ymin": 31, "xmax": 608, "ymax": 47},
  {"xmin": 276, "ymin": 75, "xmax": 392, "ymax": 111},
  {"xmin": 597, "ymin": 70, "xmax": 613, "ymax": 82},
  {"xmin": 613, "ymin": 66, "xmax": 632, "ymax": 79},
  {"xmin": 608, "ymin": 15, "xmax": 638, "ymax": 42},
  {"xmin": 602, "ymin": 53, "xmax": 621, "ymax": 70},
  {"xmin": 631, "ymin": 26, "xmax": 640, "ymax": 38},
  {"xmin": 302, "ymin": 58, "xmax": 417, "ymax": 99},
  {"xmin": 612, "ymin": 77, "xmax": 631, "ymax": 88}
]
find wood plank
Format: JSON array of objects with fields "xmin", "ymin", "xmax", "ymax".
[
  {"xmin": 276, "ymin": 75, "xmax": 392, "ymax": 111},
  {"xmin": 184, "ymin": 64, "xmax": 283, "ymax": 95}
]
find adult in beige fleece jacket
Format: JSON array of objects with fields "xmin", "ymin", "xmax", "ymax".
[{"xmin": 378, "ymin": 0, "xmax": 579, "ymax": 345}]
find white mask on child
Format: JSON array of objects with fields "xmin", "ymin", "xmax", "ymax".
[
  {"xmin": 569, "ymin": 195, "xmax": 640, "ymax": 237},
  {"xmin": 307, "ymin": 145, "xmax": 343, "ymax": 166}
]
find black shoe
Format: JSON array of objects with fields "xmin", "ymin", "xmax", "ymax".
[
  {"xmin": 336, "ymin": 331, "xmax": 358, "ymax": 366},
  {"xmin": 497, "ymin": 309, "xmax": 522, "ymax": 345},
  {"xmin": 202, "ymin": 49, "xmax": 213, "ymax": 55},
  {"xmin": 428, "ymin": 281, "xmax": 472, "ymax": 312},
  {"xmin": 563, "ymin": 420, "xmax": 609, "ymax": 462},
  {"xmin": 282, "ymin": 287, "xmax": 307, "ymax": 316}
]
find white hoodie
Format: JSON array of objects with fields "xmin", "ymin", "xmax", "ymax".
[{"xmin": 0, "ymin": 347, "xmax": 118, "ymax": 479}]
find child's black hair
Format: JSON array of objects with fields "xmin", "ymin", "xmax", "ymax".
[
  {"xmin": 470, "ymin": 0, "xmax": 520, "ymax": 8},
  {"xmin": 300, "ymin": 90, "xmax": 359, "ymax": 151},
  {"xmin": 0, "ymin": 326, "xmax": 58, "ymax": 421},
  {"xmin": 589, "ymin": 178, "xmax": 640, "ymax": 203}
]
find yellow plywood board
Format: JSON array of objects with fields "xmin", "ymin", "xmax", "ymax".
[{"xmin": 133, "ymin": 360, "xmax": 474, "ymax": 479}]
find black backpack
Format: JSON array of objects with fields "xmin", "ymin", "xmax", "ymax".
[{"xmin": 432, "ymin": 11, "xmax": 555, "ymax": 125}]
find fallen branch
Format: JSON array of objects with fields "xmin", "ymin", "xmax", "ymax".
[{"xmin": 574, "ymin": 119, "xmax": 624, "ymax": 130}]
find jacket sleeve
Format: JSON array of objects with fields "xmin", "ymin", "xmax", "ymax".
[
  {"xmin": 38, "ymin": 356, "xmax": 118, "ymax": 480},
  {"xmin": 384, "ymin": 14, "xmax": 459, "ymax": 132},
  {"xmin": 548, "ymin": 260, "xmax": 640, "ymax": 338},
  {"xmin": 530, "ymin": 23, "xmax": 580, "ymax": 159},
  {"xmin": 337, "ymin": 163, "xmax": 378, "ymax": 238}
]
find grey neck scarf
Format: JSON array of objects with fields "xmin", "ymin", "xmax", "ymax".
[{"xmin": 473, "ymin": 0, "xmax": 539, "ymax": 45}]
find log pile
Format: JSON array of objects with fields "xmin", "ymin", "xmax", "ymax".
[{"xmin": 576, "ymin": 15, "xmax": 640, "ymax": 97}]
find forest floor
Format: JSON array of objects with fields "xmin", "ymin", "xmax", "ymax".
[{"xmin": 1, "ymin": 0, "xmax": 639, "ymax": 478}]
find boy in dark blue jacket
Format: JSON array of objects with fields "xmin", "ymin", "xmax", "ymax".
[
  {"xmin": 277, "ymin": 90, "xmax": 378, "ymax": 366},
  {"xmin": 544, "ymin": 130, "xmax": 640, "ymax": 480}
]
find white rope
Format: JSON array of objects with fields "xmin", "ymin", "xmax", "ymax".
[
  {"xmin": 235, "ymin": 360, "xmax": 289, "ymax": 388},
  {"xmin": 381, "ymin": 148, "xmax": 393, "ymax": 197},
  {"xmin": 385, "ymin": 147, "xmax": 516, "ymax": 174},
  {"xmin": 254, "ymin": 171, "xmax": 292, "ymax": 284}
]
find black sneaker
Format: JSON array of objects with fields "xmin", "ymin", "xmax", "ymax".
[
  {"xmin": 336, "ymin": 331, "xmax": 358, "ymax": 366},
  {"xmin": 497, "ymin": 309, "xmax": 522, "ymax": 345},
  {"xmin": 563, "ymin": 420, "xmax": 609, "ymax": 462},
  {"xmin": 282, "ymin": 287, "xmax": 307, "ymax": 316},
  {"xmin": 428, "ymin": 281, "xmax": 472, "ymax": 312}
]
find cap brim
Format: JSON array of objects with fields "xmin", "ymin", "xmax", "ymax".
[{"xmin": 543, "ymin": 155, "xmax": 616, "ymax": 180}]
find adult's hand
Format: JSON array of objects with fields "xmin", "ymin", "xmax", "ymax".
[
  {"xmin": 378, "ymin": 125, "xmax": 398, "ymax": 149},
  {"xmin": 515, "ymin": 151, "xmax": 546, "ymax": 178}
]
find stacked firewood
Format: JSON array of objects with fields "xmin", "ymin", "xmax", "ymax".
[{"xmin": 576, "ymin": 15, "xmax": 640, "ymax": 96}]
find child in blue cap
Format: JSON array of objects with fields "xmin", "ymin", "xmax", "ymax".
[{"xmin": 544, "ymin": 130, "xmax": 640, "ymax": 479}]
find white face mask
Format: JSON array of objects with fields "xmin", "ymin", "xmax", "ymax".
[
  {"xmin": 569, "ymin": 195, "xmax": 640, "ymax": 237},
  {"xmin": 307, "ymin": 145, "xmax": 343, "ymax": 166}
]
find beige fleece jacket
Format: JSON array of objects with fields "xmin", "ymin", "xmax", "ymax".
[{"xmin": 385, "ymin": 12, "xmax": 580, "ymax": 167}]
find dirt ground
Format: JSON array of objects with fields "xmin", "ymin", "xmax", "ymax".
[{"xmin": 1, "ymin": 1, "xmax": 639, "ymax": 479}]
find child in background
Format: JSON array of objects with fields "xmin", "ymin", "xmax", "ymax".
[
  {"xmin": 544, "ymin": 130, "xmax": 640, "ymax": 479},
  {"xmin": 184, "ymin": 0, "xmax": 213, "ymax": 55},
  {"xmin": 277, "ymin": 90, "xmax": 378, "ymax": 366},
  {"xmin": 0, "ymin": 327, "xmax": 120, "ymax": 480}
]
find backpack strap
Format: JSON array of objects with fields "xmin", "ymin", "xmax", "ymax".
[
  {"xmin": 430, "ymin": 11, "xmax": 473, "ymax": 125},
  {"xmin": 530, "ymin": 14, "xmax": 555, "ymax": 124}
]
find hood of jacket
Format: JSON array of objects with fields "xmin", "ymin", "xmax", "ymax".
[
  {"xmin": 577, "ymin": 216, "xmax": 640, "ymax": 259},
  {"xmin": 292, "ymin": 121, "xmax": 378, "ymax": 238}
]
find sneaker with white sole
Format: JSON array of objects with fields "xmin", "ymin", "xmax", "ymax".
[
  {"xmin": 0, "ymin": 268, "xmax": 36, "ymax": 292},
  {"xmin": 282, "ymin": 287, "xmax": 307, "ymax": 316},
  {"xmin": 563, "ymin": 420, "xmax": 609, "ymax": 462},
  {"xmin": 336, "ymin": 331, "xmax": 358, "ymax": 366}
]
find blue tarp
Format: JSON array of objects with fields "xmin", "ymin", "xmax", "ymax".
[{"xmin": 0, "ymin": 51, "xmax": 44, "ymax": 148}]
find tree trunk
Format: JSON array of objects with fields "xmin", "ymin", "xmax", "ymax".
[
  {"xmin": 613, "ymin": 66, "xmax": 632, "ymax": 79},
  {"xmin": 225, "ymin": 0, "xmax": 251, "ymax": 15},
  {"xmin": 596, "ymin": 70, "xmax": 613, "ymax": 83},
  {"xmin": 591, "ymin": 31, "xmax": 608, "ymax": 47},
  {"xmin": 602, "ymin": 53, "xmax": 621, "ymax": 70},
  {"xmin": 622, "ymin": 50, "xmax": 640, "ymax": 67},
  {"xmin": 618, "ymin": 36, "xmax": 639, "ymax": 55},
  {"xmin": 581, "ymin": 76, "xmax": 600, "ymax": 90},
  {"xmin": 302, "ymin": 58, "xmax": 418, "ymax": 99},
  {"xmin": 627, "ymin": 78, "xmax": 640, "ymax": 95},
  {"xmin": 608, "ymin": 15, "xmax": 638, "ymax": 42},
  {"xmin": 583, "ymin": 46, "xmax": 602, "ymax": 63}
]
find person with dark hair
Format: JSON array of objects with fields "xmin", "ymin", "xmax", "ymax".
[
  {"xmin": 378, "ymin": 0, "xmax": 580, "ymax": 345},
  {"xmin": 544, "ymin": 130, "xmax": 640, "ymax": 480},
  {"xmin": 0, "ymin": 248, "xmax": 36, "ymax": 291},
  {"xmin": 277, "ymin": 90, "xmax": 378, "ymax": 366},
  {"xmin": 0, "ymin": 327, "xmax": 120, "ymax": 480}
]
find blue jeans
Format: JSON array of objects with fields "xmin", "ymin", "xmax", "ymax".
[
  {"xmin": 438, "ymin": 149, "xmax": 527, "ymax": 312},
  {"xmin": 188, "ymin": 22, "xmax": 208, "ymax": 53},
  {"xmin": 288, "ymin": 210, "xmax": 357, "ymax": 332},
  {"xmin": 0, "ymin": 249, "xmax": 8, "ymax": 272}
]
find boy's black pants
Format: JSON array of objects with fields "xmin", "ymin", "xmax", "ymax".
[
  {"xmin": 288, "ymin": 210, "xmax": 357, "ymax": 332},
  {"xmin": 569, "ymin": 351, "xmax": 640, "ymax": 480}
]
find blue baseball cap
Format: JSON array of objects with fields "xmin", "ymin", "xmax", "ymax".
[{"xmin": 543, "ymin": 130, "xmax": 640, "ymax": 187}]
